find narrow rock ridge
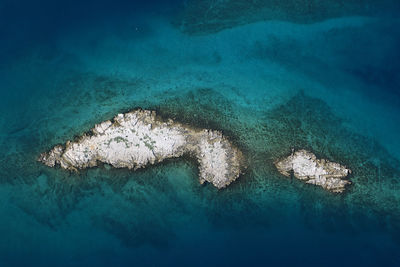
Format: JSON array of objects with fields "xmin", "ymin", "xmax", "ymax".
[
  {"xmin": 38, "ymin": 109, "xmax": 244, "ymax": 189},
  {"xmin": 275, "ymin": 149, "xmax": 351, "ymax": 193}
]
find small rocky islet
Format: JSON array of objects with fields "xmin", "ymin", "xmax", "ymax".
[
  {"xmin": 39, "ymin": 109, "xmax": 351, "ymax": 192},
  {"xmin": 275, "ymin": 149, "xmax": 351, "ymax": 193},
  {"xmin": 39, "ymin": 109, "xmax": 244, "ymax": 189}
]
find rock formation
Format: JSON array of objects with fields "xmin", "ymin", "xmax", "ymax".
[
  {"xmin": 38, "ymin": 109, "xmax": 244, "ymax": 189},
  {"xmin": 275, "ymin": 149, "xmax": 351, "ymax": 193}
]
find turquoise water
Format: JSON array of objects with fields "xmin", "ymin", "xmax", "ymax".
[{"xmin": 1, "ymin": 1, "xmax": 400, "ymax": 266}]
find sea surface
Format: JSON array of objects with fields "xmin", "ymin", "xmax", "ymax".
[{"xmin": 1, "ymin": 0, "xmax": 400, "ymax": 266}]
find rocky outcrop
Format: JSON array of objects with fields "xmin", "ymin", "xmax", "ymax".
[
  {"xmin": 275, "ymin": 149, "xmax": 351, "ymax": 193},
  {"xmin": 38, "ymin": 109, "xmax": 244, "ymax": 189}
]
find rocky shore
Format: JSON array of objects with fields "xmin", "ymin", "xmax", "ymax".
[
  {"xmin": 38, "ymin": 109, "xmax": 244, "ymax": 189},
  {"xmin": 275, "ymin": 149, "xmax": 351, "ymax": 193},
  {"xmin": 38, "ymin": 110, "xmax": 355, "ymax": 193}
]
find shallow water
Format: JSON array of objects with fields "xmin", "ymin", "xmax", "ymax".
[{"xmin": 1, "ymin": 0, "xmax": 400, "ymax": 266}]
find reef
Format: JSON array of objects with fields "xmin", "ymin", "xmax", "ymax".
[
  {"xmin": 38, "ymin": 109, "xmax": 244, "ymax": 189},
  {"xmin": 275, "ymin": 149, "xmax": 351, "ymax": 193},
  {"xmin": 176, "ymin": 0, "xmax": 398, "ymax": 34}
]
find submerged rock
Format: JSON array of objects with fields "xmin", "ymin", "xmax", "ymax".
[
  {"xmin": 38, "ymin": 109, "xmax": 244, "ymax": 189},
  {"xmin": 177, "ymin": 0, "xmax": 398, "ymax": 34},
  {"xmin": 275, "ymin": 149, "xmax": 351, "ymax": 193}
]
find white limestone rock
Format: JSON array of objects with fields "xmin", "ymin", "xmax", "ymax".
[
  {"xmin": 275, "ymin": 149, "xmax": 351, "ymax": 193},
  {"xmin": 38, "ymin": 109, "xmax": 244, "ymax": 189}
]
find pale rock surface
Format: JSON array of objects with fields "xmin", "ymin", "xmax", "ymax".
[
  {"xmin": 275, "ymin": 149, "xmax": 351, "ymax": 193},
  {"xmin": 38, "ymin": 109, "xmax": 244, "ymax": 189}
]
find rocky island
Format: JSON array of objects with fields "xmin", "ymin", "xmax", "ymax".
[
  {"xmin": 38, "ymin": 109, "xmax": 244, "ymax": 189},
  {"xmin": 275, "ymin": 149, "xmax": 351, "ymax": 193}
]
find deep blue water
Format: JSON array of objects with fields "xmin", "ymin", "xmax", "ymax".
[{"xmin": 1, "ymin": 1, "xmax": 400, "ymax": 266}]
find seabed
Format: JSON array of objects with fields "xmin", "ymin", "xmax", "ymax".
[{"xmin": 0, "ymin": 0, "xmax": 400, "ymax": 266}]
